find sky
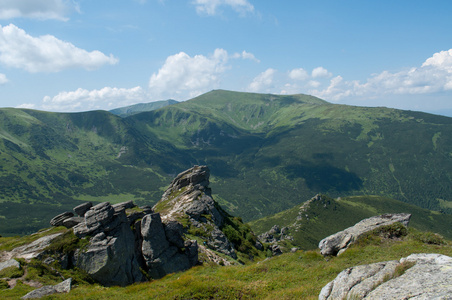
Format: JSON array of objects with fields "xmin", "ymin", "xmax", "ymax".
[{"xmin": 1, "ymin": 0, "xmax": 452, "ymax": 116}]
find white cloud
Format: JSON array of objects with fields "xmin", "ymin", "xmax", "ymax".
[
  {"xmin": 41, "ymin": 86, "xmax": 147, "ymax": 112},
  {"xmin": 16, "ymin": 103, "xmax": 36, "ymax": 109},
  {"xmin": 0, "ymin": 0, "xmax": 75, "ymax": 21},
  {"xmin": 0, "ymin": 73, "xmax": 7, "ymax": 84},
  {"xmin": 311, "ymin": 67, "xmax": 332, "ymax": 78},
  {"xmin": 311, "ymin": 49, "xmax": 452, "ymax": 102},
  {"xmin": 233, "ymin": 50, "xmax": 260, "ymax": 62},
  {"xmin": 193, "ymin": 0, "xmax": 254, "ymax": 16},
  {"xmin": 247, "ymin": 68, "xmax": 276, "ymax": 92},
  {"xmin": 0, "ymin": 24, "xmax": 118, "ymax": 73},
  {"xmin": 288, "ymin": 68, "xmax": 309, "ymax": 81},
  {"xmin": 149, "ymin": 48, "xmax": 256, "ymax": 99}
]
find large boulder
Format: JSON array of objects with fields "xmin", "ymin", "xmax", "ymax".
[
  {"xmin": 318, "ymin": 213, "xmax": 411, "ymax": 256},
  {"xmin": 50, "ymin": 212, "xmax": 74, "ymax": 227},
  {"xmin": 319, "ymin": 253, "xmax": 452, "ymax": 299},
  {"xmin": 22, "ymin": 278, "xmax": 72, "ymax": 299},
  {"xmin": 141, "ymin": 213, "xmax": 198, "ymax": 279}
]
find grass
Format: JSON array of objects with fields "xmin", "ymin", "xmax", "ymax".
[{"xmin": 0, "ymin": 225, "xmax": 450, "ymax": 299}]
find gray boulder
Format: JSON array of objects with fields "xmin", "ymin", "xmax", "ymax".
[
  {"xmin": 22, "ymin": 278, "xmax": 72, "ymax": 299},
  {"xmin": 141, "ymin": 213, "xmax": 198, "ymax": 279},
  {"xmin": 10, "ymin": 232, "xmax": 63, "ymax": 260},
  {"xmin": 62, "ymin": 216, "xmax": 84, "ymax": 228},
  {"xmin": 319, "ymin": 253, "xmax": 452, "ymax": 299},
  {"xmin": 319, "ymin": 213, "xmax": 411, "ymax": 256},
  {"xmin": 50, "ymin": 212, "xmax": 74, "ymax": 227},
  {"xmin": 113, "ymin": 200, "xmax": 136, "ymax": 212},
  {"xmin": 0, "ymin": 259, "xmax": 20, "ymax": 272},
  {"xmin": 73, "ymin": 202, "xmax": 92, "ymax": 217},
  {"xmin": 74, "ymin": 219, "xmax": 144, "ymax": 286}
]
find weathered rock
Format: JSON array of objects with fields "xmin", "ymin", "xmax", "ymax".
[
  {"xmin": 73, "ymin": 202, "xmax": 116, "ymax": 238},
  {"xmin": 207, "ymin": 227, "xmax": 236, "ymax": 259},
  {"xmin": 140, "ymin": 213, "xmax": 197, "ymax": 279},
  {"xmin": 318, "ymin": 213, "xmax": 411, "ymax": 256},
  {"xmin": 50, "ymin": 212, "xmax": 74, "ymax": 227},
  {"xmin": 319, "ymin": 253, "xmax": 452, "ymax": 299},
  {"xmin": 10, "ymin": 233, "xmax": 63, "ymax": 260},
  {"xmin": 0, "ymin": 258, "xmax": 20, "ymax": 272},
  {"xmin": 113, "ymin": 200, "xmax": 136, "ymax": 212},
  {"xmin": 140, "ymin": 205, "xmax": 153, "ymax": 214},
  {"xmin": 62, "ymin": 217, "xmax": 84, "ymax": 228},
  {"xmin": 164, "ymin": 220, "xmax": 185, "ymax": 248},
  {"xmin": 270, "ymin": 244, "xmax": 282, "ymax": 256},
  {"xmin": 73, "ymin": 202, "xmax": 92, "ymax": 217},
  {"xmin": 74, "ymin": 219, "xmax": 144, "ymax": 286},
  {"xmin": 22, "ymin": 278, "xmax": 72, "ymax": 299}
]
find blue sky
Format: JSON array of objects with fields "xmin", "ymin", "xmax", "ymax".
[{"xmin": 1, "ymin": 0, "xmax": 452, "ymax": 116}]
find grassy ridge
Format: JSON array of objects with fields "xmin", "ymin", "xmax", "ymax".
[{"xmin": 249, "ymin": 194, "xmax": 452, "ymax": 250}]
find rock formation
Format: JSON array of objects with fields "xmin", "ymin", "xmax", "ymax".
[
  {"xmin": 155, "ymin": 165, "xmax": 238, "ymax": 260},
  {"xmin": 22, "ymin": 278, "xmax": 72, "ymax": 299},
  {"xmin": 318, "ymin": 213, "xmax": 411, "ymax": 256},
  {"xmin": 2, "ymin": 165, "xmax": 259, "ymax": 287},
  {"xmin": 319, "ymin": 253, "xmax": 452, "ymax": 299}
]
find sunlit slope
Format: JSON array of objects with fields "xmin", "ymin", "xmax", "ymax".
[{"xmin": 1, "ymin": 90, "xmax": 452, "ymax": 235}]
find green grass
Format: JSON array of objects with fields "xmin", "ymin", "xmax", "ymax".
[{"xmin": 0, "ymin": 227, "xmax": 448, "ymax": 299}]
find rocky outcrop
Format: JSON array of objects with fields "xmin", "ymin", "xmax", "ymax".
[
  {"xmin": 8, "ymin": 232, "xmax": 63, "ymax": 260},
  {"xmin": 0, "ymin": 258, "xmax": 20, "ymax": 272},
  {"xmin": 318, "ymin": 213, "xmax": 411, "ymax": 256},
  {"xmin": 49, "ymin": 212, "xmax": 74, "ymax": 227},
  {"xmin": 156, "ymin": 165, "xmax": 237, "ymax": 259},
  {"xmin": 319, "ymin": 253, "xmax": 452, "ymax": 299},
  {"xmin": 7, "ymin": 165, "xmax": 259, "ymax": 287},
  {"xmin": 22, "ymin": 278, "xmax": 72, "ymax": 299}
]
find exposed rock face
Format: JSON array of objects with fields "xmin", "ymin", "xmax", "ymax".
[
  {"xmin": 318, "ymin": 213, "xmax": 411, "ymax": 256},
  {"xmin": 319, "ymin": 253, "xmax": 452, "ymax": 299},
  {"xmin": 70, "ymin": 200, "xmax": 197, "ymax": 285},
  {"xmin": 8, "ymin": 233, "xmax": 63, "ymax": 260},
  {"xmin": 22, "ymin": 278, "xmax": 72, "ymax": 299},
  {"xmin": 31, "ymin": 165, "xmax": 257, "ymax": 286},
  {"xmin": 73, "ymin": 202, "xmax": 92, "ymax": 217},
  {"xmin": 49, "ymin": 212, "xmax": 74, "ymax": 227},
  {"xmin": 156, "ymin": 165, "xmax": 236, "ymax": 259},
  {"xmin": 0, "ymin": 258, "xmax": 20, "ymax": 272}
]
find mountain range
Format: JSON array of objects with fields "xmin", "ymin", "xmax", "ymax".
[{"xmin": 1, "ymin": 89, "xmax": 452, "ymax": 236}]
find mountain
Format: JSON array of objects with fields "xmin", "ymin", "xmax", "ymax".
[
  {"xmin": 249, "ymin": 194, "xmax": 452, "ymax": 250},
  {"xmin": 1, "ymin": 89, "xmax": 452, "ymax": 235},
  {"xmin": 109, "ymin": 99, "xmax": 178, "ymax": 117}
]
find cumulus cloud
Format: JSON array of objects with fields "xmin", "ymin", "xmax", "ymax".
[
  {"xmin": 0, "ymin": 73, "xmax": 7, "ymax": 84},
  {"xmin": 0, "ymin": 24, "xmax": 118, "ymax": 73},
  {"xmin": 311, "ymin": 49, "xmax": 452, "ymax": 102},
  {"xmin": 311, "ymin": 67, "xmax": 332, "ymax": 78},
  {"xmin": 288, "ymin": 68, "xmax": 309, "ymax": 81},
  {"xmin": 149, "ymin": 48, "xmax": 257, "ymax": 99},
  {"xmin": 247, "ymin": 68, "xmax": 276, "ymax": 92},
  {"xmin": 41, "ymin": 86, "xmax": 147, "ymax": 112},
  {"xmin": 233, "ymin": 50, "xmax": 260, "ymax": 62},
  {"xmin": 193, "ymin": 0, "xmax": 254, "ymax": 16},
  {"xmin": 0, "ymin": 0, "xmax": 75, "ymax": 21}
]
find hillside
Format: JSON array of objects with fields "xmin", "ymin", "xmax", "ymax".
[
  {"xmin": 1, "ymin": 90, "xmax": 452, "ymax": 235},
  {"xmin": 109, "ymin": 99, "xmax": 178, "ymax": 117},
  {"xmin": 249, "ymin": 194, "xmax": 452, "ymax": 250}
]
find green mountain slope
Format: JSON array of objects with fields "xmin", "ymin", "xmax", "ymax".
[
  {"xmin": 1, "ymin": 90, "xmax": 452, "ymax": 235},
  {"xmin": 248, "ymin": 194, "xmax": 452, "ymax": 250},
  {"xmin": 109, "ymin": 99, "xmax": 178, "ymax": 117}
]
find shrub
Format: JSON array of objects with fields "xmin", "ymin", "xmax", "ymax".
[
  {"xmin": 411, "ymin": 231, "xmax": 446, "ymax": 245},
  {"xmin": 0, "ymin": 266, "xmax": 24, "ymax": 279}
]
